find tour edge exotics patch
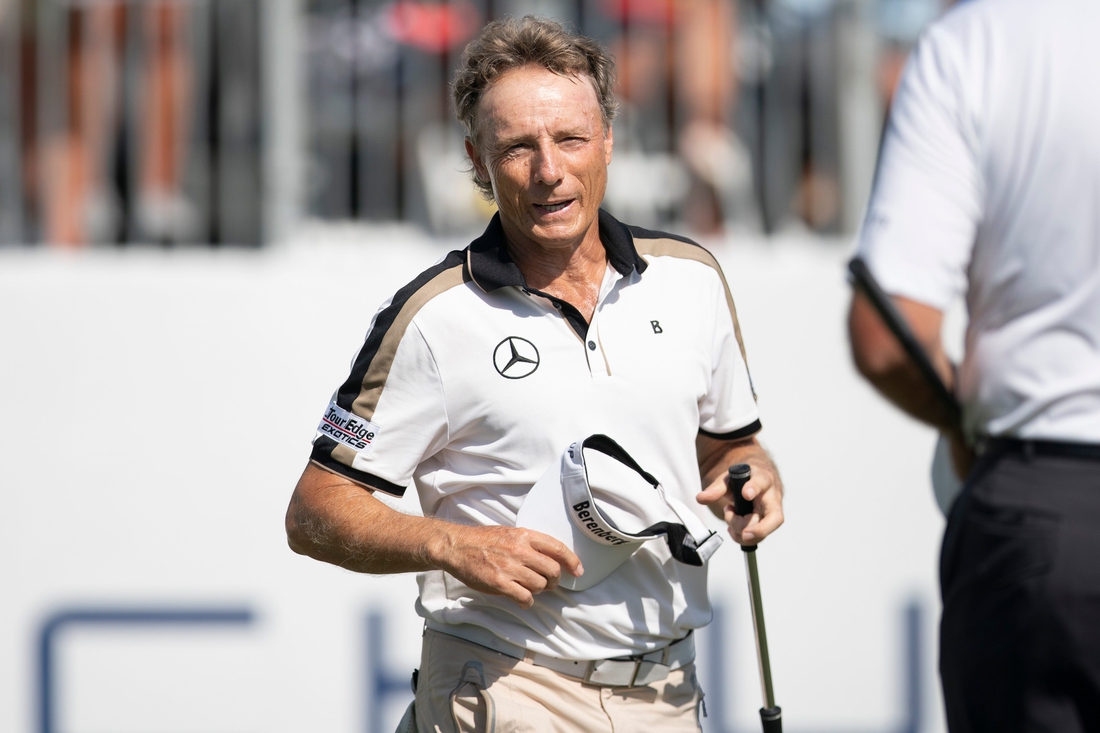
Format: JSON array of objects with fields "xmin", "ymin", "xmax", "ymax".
[{"xmin": 318, "ymin": 403, "xmax": 380, "ymax": 455}]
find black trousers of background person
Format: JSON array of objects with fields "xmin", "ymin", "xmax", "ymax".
[{"xmin": 939, "ymin": 443, "xmax": 1100, "ymax": 732}]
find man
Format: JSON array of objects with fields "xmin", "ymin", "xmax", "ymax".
[
  {"xmin": 848, "ymin": 1, "xmax": 1100, "ymax": 731},
  {"xmin": 286, "ymin": 16, "xmax": 783, "ymax": 732}
]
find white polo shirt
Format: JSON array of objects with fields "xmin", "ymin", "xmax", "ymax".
[
  {"xmin": 855, "ymin": 0, "xmax": 1100, "ymax": 443},
  {"xmin": 311, "ymin": 210, "xmax": 760, "ymax": 659}
]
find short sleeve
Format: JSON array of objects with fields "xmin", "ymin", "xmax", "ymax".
[
  {"xmin": 697, "ymin": 268, "xmax": 761, "ymax": 440},
  {"xmin": 310, "ymin": 321, "xmax": 449, "ymax": 496},
  {"xmin": 855, "ymin": 23, "xmax": 982, "ymax": 310}
]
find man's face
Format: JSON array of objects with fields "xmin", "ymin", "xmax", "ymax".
[{"xmin": 466, "ymin": 65, "xmax": 614, "ymax": 255}]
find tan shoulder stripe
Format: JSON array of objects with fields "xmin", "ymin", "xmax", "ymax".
[{"xmin": 352, "ymin": 264, "xmax": 468, "ymax": 419}]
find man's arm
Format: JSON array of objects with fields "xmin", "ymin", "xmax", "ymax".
[
  {"xmin": 847, "ymin": 290, "xmax": 957, "ymax": 429},
  {"xmin": 285, "ymin": 463, "xmax": 583, "ymax": 609},
  {"xmin": 695, "ymin": 434, "xmax": 783, "ymax": 545},
  {"xmin": 848, "ymin": 290, "xmax": 973, "ymax": 474}
]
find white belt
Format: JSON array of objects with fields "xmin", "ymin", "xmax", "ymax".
[{"xmin": 425, "ymin": 621, "xmax": 695, "ymax": 688}]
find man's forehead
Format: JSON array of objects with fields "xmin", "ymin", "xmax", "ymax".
[{"xmin": 476, "ymin": 66, "xmax": 602, "ymax": 131}]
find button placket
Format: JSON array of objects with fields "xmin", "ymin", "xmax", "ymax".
[{"xmin": 585, "ymin": 311, "xmax": 612, "ymax": 378}]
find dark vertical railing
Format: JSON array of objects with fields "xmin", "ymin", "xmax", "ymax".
[
  {"xmin": 0, "ymin": 0, "xmax": 22, "ymax": 243},
  {"xmin": 1, "ymin": 0, "xmax": 263, "ymax": 247}
]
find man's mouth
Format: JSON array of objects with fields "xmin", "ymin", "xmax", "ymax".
[{"xmin": 534, "ymin": 200, "xmax": 573, "ymax": 214}]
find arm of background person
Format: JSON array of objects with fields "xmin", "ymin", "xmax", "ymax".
[
  {"xmin": 847, "ymin": 290, "xmax": 956, "ymax": 430},
  {"xmin": 848, "ymin": 290, "xmax": 973, "ymax": 474},
  {"xmin": 285, "ymin": 462, "xmax": 582, "ymax": 609},
  {"xmin": 695, "ymin": 434, "xmax": 783, "ymax": 545}
]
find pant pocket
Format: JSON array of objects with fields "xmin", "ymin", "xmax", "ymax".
[
  {"xmin": 941, "ymin": 496, "xmax": 1058, "ymax": 656},
  {"xmin": 450, "ymin": 661, "xmax": 497, "ymax": 733}
]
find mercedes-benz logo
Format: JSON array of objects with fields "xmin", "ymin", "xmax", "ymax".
[{"xmin": 493, "ymin": 336, "xmax": 540, "ymax": 379}]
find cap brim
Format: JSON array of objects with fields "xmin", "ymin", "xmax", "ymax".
[{"xmin": 516, "ymin": 457, "xmax": 642, "ymax": 591}]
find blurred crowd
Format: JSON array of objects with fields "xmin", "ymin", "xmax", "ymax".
[
  {"xmin": 0, "ymin": 0, "xmax": 946, "ymax": 246},
  {"xmin": 306, "ymin": 0, "xmax": 945, "ymax": 236},
  {"xmin": 0, "ymin": 0, "xmax": 263, "ymax": 247}
]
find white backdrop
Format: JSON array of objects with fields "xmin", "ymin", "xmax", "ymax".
[{"xmin": 0, "ymin": 227, "xmax": 952, "ymax": 733}]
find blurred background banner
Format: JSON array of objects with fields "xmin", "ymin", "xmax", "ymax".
[
  {"xmin": 1, "ymin": 233, "xmax": 958, "ymax": 733},
  {"xmin": 1, "ymin": 1, "xmax": 960, "ymax": 732},
  {"xmin": 0, "ymin": 0, "xmax": 945, "ymax": 247}
]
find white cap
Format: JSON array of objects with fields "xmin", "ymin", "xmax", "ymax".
[{"xmin": 515, "ymin": 434, "xmax": 723, "ymax": 591}]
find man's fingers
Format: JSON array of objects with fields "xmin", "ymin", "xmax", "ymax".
[
  {"xmin": 528, "ymin": 531, "xmax": 584, "ymax": 578},
  {"xmin": 444, "ymin": 527, "xmax": 583, "ymax": 606},
  {"xmin": 503, "ymin": 582, "xmax": 536, "ymax": 609},
  {"xmin": 696, "ymin": 481, "xmax": 729, "ymax": 504},
  {"xmin": 747, "ymin": 506, "xmax": 784, "ymax": 542}
]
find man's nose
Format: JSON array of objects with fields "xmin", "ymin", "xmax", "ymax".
[{"xmin": 533, "ymin": 143, "xmax": 564, "ymax": 185}]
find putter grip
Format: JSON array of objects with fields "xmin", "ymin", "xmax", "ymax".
[
  {"xmin": 727, "ymin": 464, "xmax": 753, "ymax": 516},
  {"xmin": 760, "ymin": 706, "xmax": 783, "ymax": 733}
]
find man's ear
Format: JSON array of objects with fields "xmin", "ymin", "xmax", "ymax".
[
  {"xmin": 604, "ymin": 124, "xmax": 614, "ymax": 165},
  {"xmin": 465, "ymin": 137, "xmax": 490, "ymax": 184}
]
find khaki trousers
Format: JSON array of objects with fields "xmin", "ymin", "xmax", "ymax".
[{"xmin": 414, "ymin": 629, "xmax": 705, "ymax": 733}]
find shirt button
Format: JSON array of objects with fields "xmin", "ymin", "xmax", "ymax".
[{"xmin": 588, "ymin": 341, "xmax": 596, "ymax": 351}]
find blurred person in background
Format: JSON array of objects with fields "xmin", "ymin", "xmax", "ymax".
[
  {"xmin": 287, "ymin": 16, "xmax": 783, "ymax": 732},
  {"xmin": 134, "ymin": 0, "xmax": 197, "ymax": 243},
  {"xmin": 758, "ymin": 0, "xmax": 841, "ymax": 233},
  {"xmin": 849, "ymin": 0, "xmax": 1100, "ymax": 730},
  {"xmin": 20, "ymin": 0, "xmax": 195, "ymax": 246},
  {"xmin": 21, "ymin": 0, "xmax": 125, "ymax": 245},
  {"xmin": 604, "ymin": 0, "xmax": 751, "ymax": 234},
  {"xmin": 872, "ymin": 0, "xmax": 943, "ymax": 108}
]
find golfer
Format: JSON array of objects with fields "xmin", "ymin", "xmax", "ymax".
[
  {"xmin": 849, "ymin": 0, "xmax": 1100, "ymax": 730},
  {"xmin": 286, "ymin": 16, "xmax": 783, "ymax": 732}
]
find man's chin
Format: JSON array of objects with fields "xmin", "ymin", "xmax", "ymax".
[{"xmin": 525, "ymin": 225, "xmax": 587, "ymax": 251}]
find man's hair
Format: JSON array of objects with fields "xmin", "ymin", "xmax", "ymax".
[{"xmin": 452, "ymin": 16, "xmax": 618, "ymax": 198}]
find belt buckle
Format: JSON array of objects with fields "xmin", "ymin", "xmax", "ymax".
[
  {"xmin": 633, "ymin": 658, "xmax": 670, "ymax": 686},
  {"xmin": 584, "ymin": 652, "xmax": 670, "ymax": 687},
  {"xmin": 584, "ymin": 659, "xmax": 637, "ymax": 686}
]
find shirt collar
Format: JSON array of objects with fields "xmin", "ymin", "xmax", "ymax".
[{"xmin": 466, "ymin": 209, "xmax": 649, "ymax": 292}]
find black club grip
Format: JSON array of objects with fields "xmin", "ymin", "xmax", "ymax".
[
  {"xmin": 761, "ymin": 706, "xmax": 783, "ymax": 733},
  {"xmin": 727, "ymin": 464, "xmax": 753, "ymax": 517}
]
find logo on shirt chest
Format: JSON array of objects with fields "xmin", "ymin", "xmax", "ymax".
[{"xmin": 493, "ymin": 336, "xmax": 540, "ymax": 379}]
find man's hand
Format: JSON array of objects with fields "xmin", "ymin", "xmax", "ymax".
[
  {"xmin": 286, "ymin": 463, "xmax": 581, "ymax": 609},
  {"xmin": 695, "ymin": 435, "xmax": 784, "ymax": 545},
  {"xmin": 428, "ymin": 525, "xmax": 582, "ymax": 609}
]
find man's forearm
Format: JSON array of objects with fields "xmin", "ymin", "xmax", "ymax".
[
  {"xmin": 697, "ymin": 435, "xmax": 774, "ymax": 496},
  {"xmin": 286, "ymin": 463, "xmax": 451, "ymax": 574},
  {"xmin": 848, "ymin": 291, "xmax": 958, "ymax": 431},
  {"xmin": 286, "ymin": 462, "xmax": 583, "ymax": 607}
]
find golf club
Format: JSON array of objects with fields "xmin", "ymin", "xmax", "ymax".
[
  {"xmin": 728, "ymin": 463, "xmax": 782, "ymax": 733},
  {"xmin": 848, "ymin": 256, "xmax": 966, "ymax": 512},
  {"xmin": 847, "ymin": 257, "xmax": 961, "ymax": 422}
]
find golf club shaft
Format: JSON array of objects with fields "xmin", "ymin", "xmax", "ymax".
[
  {"xmin": 744, "ymin": 547, "xmax": 776, "ymax": 709},
  {"xmin": 848, "ymin": 257, "xmax": 961, "ymax": 424},
  {"xmin": 728, "ymin": 465, "xmax": 783, "ymax": 732}
]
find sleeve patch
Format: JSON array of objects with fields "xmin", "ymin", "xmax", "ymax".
[{"xmin": 317, "ymin": 402, "xmax": 380, "ymax": 456}]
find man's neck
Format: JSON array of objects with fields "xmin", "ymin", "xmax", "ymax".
[{"xmin": 504, "ymin": 225, "xmax": 607, "ymax": 323}]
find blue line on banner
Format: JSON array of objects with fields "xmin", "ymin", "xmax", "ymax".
[{"xmin": 37, "ymin": 606, "xmax": 254, "ymax": 733}]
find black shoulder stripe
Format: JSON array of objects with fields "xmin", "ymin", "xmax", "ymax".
[
  {"xmin": 699, "ymin": 420, "xmax": 762, "ymax": 442},
  {"xmin": 335, "ymin": 248, "xmax": 469, "ymax": 413}
]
